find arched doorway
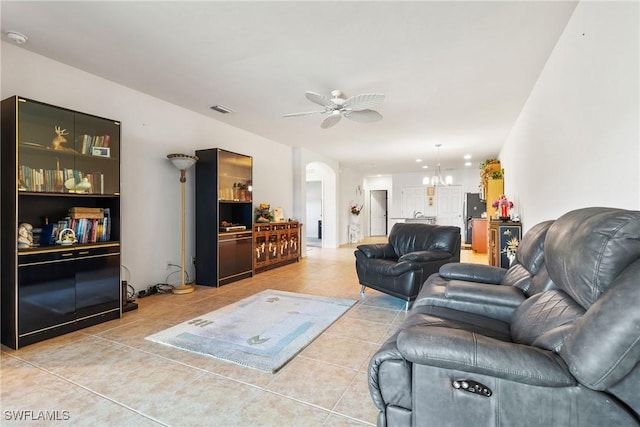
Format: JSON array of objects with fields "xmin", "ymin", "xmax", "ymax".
[{"xmin": 305, "ymin": 162, "xmax": 337, "ymax": 248}]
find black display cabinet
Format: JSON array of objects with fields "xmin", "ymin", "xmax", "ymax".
[
  {"xmin": 195, "ymin": 148, "xmax": 253, "ymax": 286},
  {"xmin": 1, "ymin": 96, "xmax": 121, "ymax": 349}
]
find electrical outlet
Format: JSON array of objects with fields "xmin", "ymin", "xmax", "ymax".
[{"xmin": 192, "ymin": 256, "xmax": 196, "ymax": 265}]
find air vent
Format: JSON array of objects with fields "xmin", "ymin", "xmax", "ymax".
[{"xmin": 210, "ymin": 105, "xmax": 233, "ymax": 114}]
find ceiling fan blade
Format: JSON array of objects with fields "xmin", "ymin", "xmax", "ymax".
[
  {"xmin": 344, "ymin": 109, "xmax": 383, "ymax": 123},
  {"xmin": 282, "ymin": 110, "xmax": 325, "ymax": 117},
  {"xmin": 343, "ymin": 93, "xmax": 385, "ymax": 111},
  {"xmin": 321, "ymin": 111, "xmax": 342, "ymax": 129},
  {"xmin": 305, "ymin": 91, "xmax": 335, "ymax": 108}
]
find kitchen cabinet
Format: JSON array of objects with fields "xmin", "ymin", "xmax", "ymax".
[{"xmin": 471, "ymin": 218, "xmax": 488, "ymax": 253}]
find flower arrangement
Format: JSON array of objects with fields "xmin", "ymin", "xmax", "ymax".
[
  {"xmin": 350, "ymin": 203, "xmax": 363, "ymax": 216},
  {"xmin": 255, "ymin": 202, "xmax": 274, "ymax": 222},
  {"xmin": 492, "ymin": 195, "xmax": 514, "ymax": 218}
]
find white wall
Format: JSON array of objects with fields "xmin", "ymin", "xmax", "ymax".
[
  {"xmin": 500, "ymin": 1, "xmax": 639, "ymax": 231},
  {"xmin": 2, "ymin": 43, "xmax": 294, "ymax": 292}
]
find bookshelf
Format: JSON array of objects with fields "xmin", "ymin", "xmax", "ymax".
[{"xmin": 1, "ymin": 96, "xmax": 121, "ymax": 349}]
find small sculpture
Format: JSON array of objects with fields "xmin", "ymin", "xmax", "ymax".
[
  {"xmin": 56, "ymin": 228, "xmax": 77, "ymax": 246},
  {"xmin": 52, "ymin": 126, "xmax": 75, "ymax": 152},
  {"xmin": 64, "ymin": 177, "xmax": 91, "ymax": 193},
  {"xmin": 18, "ymin": 223, "xmax": 34, "ymax": 248}
]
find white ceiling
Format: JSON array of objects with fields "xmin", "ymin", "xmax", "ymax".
[{"xmin": 1, "ymin": 1, "xmax": 578, "ymax": 175}]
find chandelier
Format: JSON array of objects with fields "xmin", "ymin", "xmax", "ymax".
[{"xmin": 431, "ymin": 144, "xmax": 452, "ymax": 186}]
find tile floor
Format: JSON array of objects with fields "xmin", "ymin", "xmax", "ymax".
[{"xmin": 1, "ymin": 241, "xmax": 487, "ymax": 426}]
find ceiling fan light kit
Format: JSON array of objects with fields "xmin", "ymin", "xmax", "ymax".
[{"xmin": 284, "ymin": 89, "xmax": 385, "ymax": 129}]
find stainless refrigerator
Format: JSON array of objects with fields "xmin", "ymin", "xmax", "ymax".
[{"xmin": 465, "ymin": 193, "xmax": 486, "ymax": 244}]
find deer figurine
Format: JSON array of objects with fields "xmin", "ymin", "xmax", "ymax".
[{"xmin": 51, "ymin": 126, "xmax": 75, "ymax": 152}]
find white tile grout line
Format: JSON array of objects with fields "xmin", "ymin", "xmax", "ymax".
[{"xmin": 1, "ymin": 351, "xmax": 170, "ymax": 426}]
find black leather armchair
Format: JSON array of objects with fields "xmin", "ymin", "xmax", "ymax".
[
  {"xmin": 368, "ymin": 208, "xmax": 640, "ymax": 427},
  {"xmin": 354, "ymin": 223, "xmax": 461, "ymax": 308}
]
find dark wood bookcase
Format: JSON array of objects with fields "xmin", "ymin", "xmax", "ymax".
[
  {"xmin": 195, "ymin": 148, "xmax": 253, "ymax": 286},
  {"xmin": 1, "ymin": 96, "xmax": 121, "ymax": 349}
]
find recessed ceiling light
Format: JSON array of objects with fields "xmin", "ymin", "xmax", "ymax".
[
  {"xmin": 465, "ymin": 162, "xmax": 472, "ymax": 166},
  {"xmin": 416, "ymin": 159, "xmax": 422, "ymax": 163},
  {"xmin": 463, "ymin": 154, "xmax": 472, "ymax": 160},
  {"xmin": 210, "ymin": 104, "xmax": 233, "ymax": 114},
  {"xmin": 5, "ymin": 30, "xmax": 28, "ymax": 44},
  {"xmin": 422, "ymin": 165, "xmax": 429, "ymax": 169}
]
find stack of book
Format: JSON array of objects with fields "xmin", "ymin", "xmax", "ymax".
[{"xmin": 44, "ymin": 207, "xmax": 112, "ymax": 245}]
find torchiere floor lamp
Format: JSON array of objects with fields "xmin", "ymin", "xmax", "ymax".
[{"xmin": 167, "ymin": 153, "xmax": 198, "ymax": 294}]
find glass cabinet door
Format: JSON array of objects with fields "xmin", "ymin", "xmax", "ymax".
[
  {"xmin": 17, "ymin": 98, "xmax": 120, "ymax": 195},
  {"xmin": 217, "ymin": 150, "xmax": 252, "ymax": 202}
]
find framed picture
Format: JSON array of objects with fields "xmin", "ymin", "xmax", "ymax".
[
  {"xmin": 273, "ymin": 207, "xmax": 285, "ymax": 222},
  {"xmin": 92, "ymin": 147, "xmax": 110, "ymax": 157}
]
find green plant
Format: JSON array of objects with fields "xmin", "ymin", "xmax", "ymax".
[
  {"xmin": 479, "ymin": 159, "xmax": 500, "ymax": 170},
  {"xmin": 491, "ymin": 169, "xmax": 504, "ymax": 179}
]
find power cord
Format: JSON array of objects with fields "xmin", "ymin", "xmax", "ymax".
[{"xmin": 136, "ymin": 264, "xmax": 195, "ymax": 298}]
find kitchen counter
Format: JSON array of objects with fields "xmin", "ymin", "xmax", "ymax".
[{"xmin": 390, "ymin": 217, "xmax": 437, "ymax": 225}]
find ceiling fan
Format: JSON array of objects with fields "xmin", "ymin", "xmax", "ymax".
[{"xmin": 283, "ymin": 90, "xmax": 385, "ymax": 129}]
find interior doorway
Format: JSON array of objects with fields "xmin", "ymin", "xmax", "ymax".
[
  {"xmin": 436, "ymin": 185, "xmax": 464, "ymax": 232},
  {"xmin": 306, "ymin": 180, "xmax": 322, "ymax": 247},
  {"xmin": 370, "ymin": 190, "xmax": 388, "ymax": 236},
  {"xmin": 305, "ymin": 162, "xmax": 337, "ymax": 249}
]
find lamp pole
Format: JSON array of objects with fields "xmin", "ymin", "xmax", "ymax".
[{"xmin": 167, "ymin": 154, "xmax": 198, "ymax": 294}]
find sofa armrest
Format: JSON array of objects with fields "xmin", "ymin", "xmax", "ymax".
[
  {"xmin": 356, "ymin": 243, "xmax": 396, "ymax": 259},
  {"xmin": 439, "ymin": 263, "xmax": 507, "ymax": 284},
  {"xmin": 445, "ymin": 281, "xmax": 525, "ymax": 308},
  {"xmin": 368, "ymin": 332, "xmax": 412, "ymax": 412},
  {"xmin": 397, "ymin": 325, "xmax": 576, "ymax": 387},
  {"xmin": 399, "ymin": 250, "xmax": 452, "ymax": 263}
]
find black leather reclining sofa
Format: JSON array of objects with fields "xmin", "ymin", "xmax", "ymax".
[{"xmin": 368, "ymin": 207, "xmax": 640, "ymax": 427}]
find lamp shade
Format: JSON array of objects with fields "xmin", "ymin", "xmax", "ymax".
[{"xmin": 167, "ymin": 153, "xmax": 198, "ymax": 170}]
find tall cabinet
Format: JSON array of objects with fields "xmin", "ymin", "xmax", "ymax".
[
  {"xmin": 195, "ymin": 148, "xmax": 253, "ymax": 286},
  {"xmin": 1, "ymin": 96, "xmax": 121, "ymax": 349}
]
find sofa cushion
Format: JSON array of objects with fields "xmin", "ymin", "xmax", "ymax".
[
  {"xmin": 510, "ymin": 289, "xmax": 585, "ymax": 351},
  {"xmin": 388, "ymin": 223, "xmax": 460, "ymax": 258},
  {"xmin": 544, "ymin": 208, "xmax": 640, "ymax": 309}
]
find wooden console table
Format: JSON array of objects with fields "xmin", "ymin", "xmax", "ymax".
[{"xmin": 253, "ymin": 221, "xmax": 301, "ymax": 273}]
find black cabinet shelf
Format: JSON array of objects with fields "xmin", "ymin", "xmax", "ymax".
[
  {"xmin": 1, "ymin": 95, "xmax": 122, "ymax": 349},
  {"xmin": 195, "ymin": 148, "xmax": 253, "ymax": 287},
  {"xmin": 19, "ymin": 191, "xmax": 120, "ymax": 197}
]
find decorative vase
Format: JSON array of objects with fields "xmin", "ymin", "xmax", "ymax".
[{"xmin": 500, "ymin": 204, "xmax": 508, "ymax": 218}]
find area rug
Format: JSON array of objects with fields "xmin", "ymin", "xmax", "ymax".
[{"xmin": 146, "ymin": 289, "xmax": 356, "ymax": 373}]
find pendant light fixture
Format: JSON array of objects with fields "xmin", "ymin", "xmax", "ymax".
[{"xmin": 431, "ymin": 144, "xmax": 452, "ymax": 186}]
